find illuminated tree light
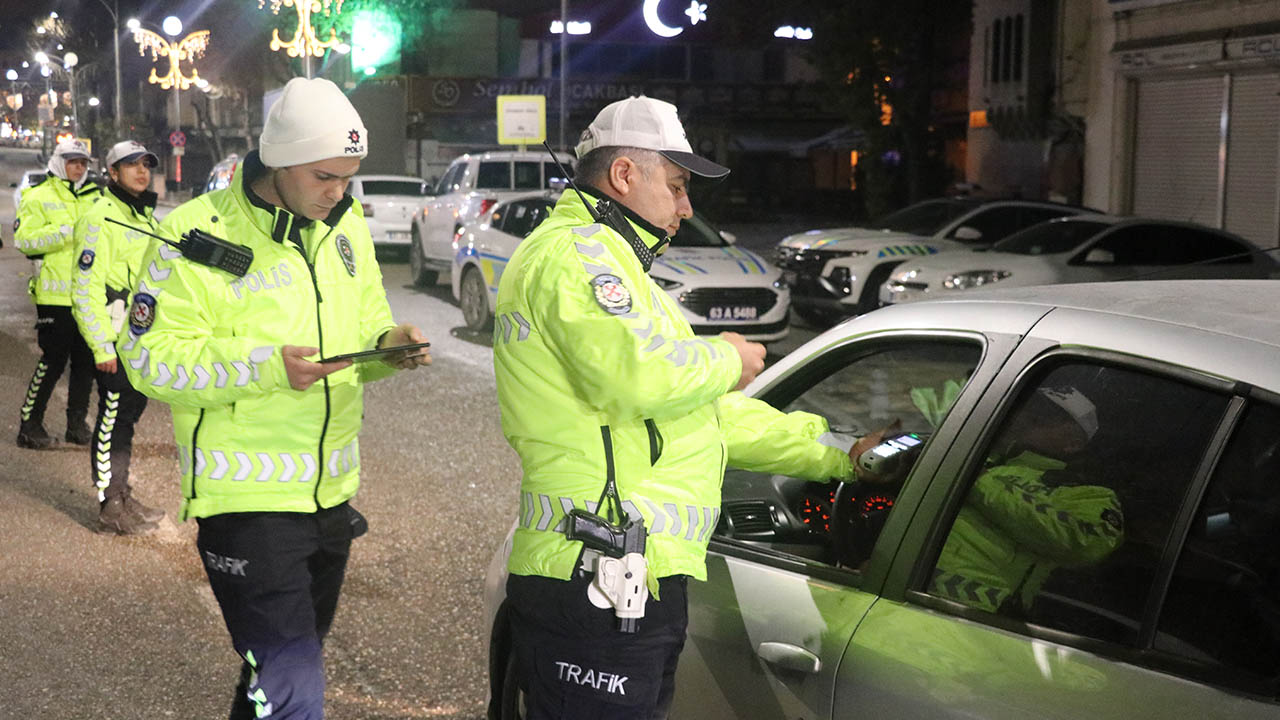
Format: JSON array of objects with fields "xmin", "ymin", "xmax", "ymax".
[
  {"xmin": 132, "ymin": 27, "xmax": 211, "ymax": 90},
  {"xmin": 258, "ymin": 0, "xmax": 346, "ymax": 59}
]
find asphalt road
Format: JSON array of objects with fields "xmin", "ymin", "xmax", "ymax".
[{"xmin": 0, "ymin": 146, "xmax": 821, "ymax": 719}]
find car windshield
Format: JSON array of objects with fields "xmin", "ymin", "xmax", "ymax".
[
  {"xmin": 994, "ymin": 219, "xmax": 1110, "ymax": 255},
  {"xmin": 670, "ymin": 213, "xmax": 727, "ymax": 247},
  {"xmin": 360, "ymin": 180, "xmax": 426, "ymax": 196},
  {"xmin": 872, "ymin": 199, "xmax": 978, "ymax": 234}
]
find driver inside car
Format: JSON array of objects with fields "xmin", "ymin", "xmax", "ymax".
[{"xmin": 890, "ymin": 384, "xmax": 1126, "ymax": 615}]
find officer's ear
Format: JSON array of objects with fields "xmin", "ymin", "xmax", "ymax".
[{"xmin": 606, "ymin": 156, "xmax": 641, "ymax": 199}]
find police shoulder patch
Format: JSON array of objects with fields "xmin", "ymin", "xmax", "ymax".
[
  {"xmin": 78, "ymin": 248, "xmax": 95, "ymax": 271},
  {"xmin": 336, "ymin": 234, "xmax": 356, "ymax": 276},
  {"xmin": 591, "ymin": 273, "xmax": 631, "ymax": 315},
  {"xmin": 129, "ymin": 292, "xmax": 157, "ymax": 335}
]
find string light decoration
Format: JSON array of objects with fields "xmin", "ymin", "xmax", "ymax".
[
  {"xmin": 132, "ymin": 27, "xmax": 211, "ymax": 90},
  {"xmin": 258, "ymin": 0, "xmax": 346, "ymax": 60}
]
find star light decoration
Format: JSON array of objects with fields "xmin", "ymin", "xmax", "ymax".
[
  {"xmin": 685, "ymin": 1, "xmax": 708, "ymax": 25},
  {"xmin": 259, "ymin": 0, "xmax": 346, "ymax": 59},
  {"xmin": 132, "ymin": 27, "xmax": 211, "ymax": 90}
]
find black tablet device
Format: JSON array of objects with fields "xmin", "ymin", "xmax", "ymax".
[{"xmin": 319, "ymin": 342, "xmax": 431, "ymax": 364}]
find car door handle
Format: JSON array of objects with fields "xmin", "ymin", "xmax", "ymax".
[{"xmin": 756, "ymin": 642, "xmax": 822, "ymax": 674}]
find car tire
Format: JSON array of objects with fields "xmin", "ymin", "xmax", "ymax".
[
  {"xmin": 460, "ymin": 266, "xmax": 494, "ymax": 332},
  {"xmin": 409, "ymin": 229, "xmax": 438, "ymax": 287}
]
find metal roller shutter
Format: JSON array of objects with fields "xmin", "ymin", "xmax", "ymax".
[
  {"xmin": 1224, "ymin": 73, "xmax": 1280, "ymax": 248},
  {"xmin": 1132, "ymin": 76, "xmax": 1223, "ymax": 228}
]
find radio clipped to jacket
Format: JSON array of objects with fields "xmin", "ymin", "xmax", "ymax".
[{"xmin": 104, "ymin": 217, "xmax": 254, "ymax": 278}]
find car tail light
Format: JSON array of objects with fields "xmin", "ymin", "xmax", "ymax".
[
  {"xmin": 361, "ymin": 202, "xmax": 374, "ymax": 217},
  {"xmin": 478, "ymin": 198, "xmax": 497, "ymax": 218}
]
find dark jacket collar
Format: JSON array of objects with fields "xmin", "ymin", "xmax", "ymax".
[
  {"xmin": 107, "ymin": 182, "xmax": 157, "ymax": 218},
  {"xmin": 238, "ymin": 150, "xmax": 353, "ymax": 245}
]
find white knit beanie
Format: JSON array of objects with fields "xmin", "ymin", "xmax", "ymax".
[{"xmin": 259, "ymin": 77, "xmax": 368, "ymax": 168}]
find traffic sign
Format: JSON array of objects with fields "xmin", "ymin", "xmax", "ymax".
[
  {"xmin": 496, "ymin": 95, "xmax": 546, "ymax": 145},
  {"xmin": 169, "ymin": 130, "xmax": 187, "ymax": 147}
]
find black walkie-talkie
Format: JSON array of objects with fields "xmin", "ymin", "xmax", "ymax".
[
  {"xmin": 105, "ymin": 217, "xmax": 254, "ymax": 277},
  {"xmin": 542, "ymin": 142, "xmax": 668, "ymax": 271}
]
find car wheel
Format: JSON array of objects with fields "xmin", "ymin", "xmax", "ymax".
[
  {"xmin": 460, "ymin": 266, "xmax": 493, "ymax": 332},
  {"xmin": 409, "ymin": 229, "xmax": 438, "ymax": 287}
]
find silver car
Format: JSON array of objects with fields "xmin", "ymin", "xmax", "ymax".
[{"xmin": 485, "ymin": 279, "xmax": 1280, "ymax": 719}]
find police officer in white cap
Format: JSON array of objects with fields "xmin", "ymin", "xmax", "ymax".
[
  {"xmin": 119, "ymin": 77, "xmax": 430, "ymax": 718},
  {"xmin": 14, "ymin": 138, "xmax": 102, "ymax": 448},
  {"xmin": 70, "ymin": 140, "xmax": 166, "ymax": 535}
]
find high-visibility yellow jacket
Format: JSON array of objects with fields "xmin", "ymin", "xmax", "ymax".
[
  {"xmin": 930, "ymin": 451, "xmax": 1124, "ymax": 613},
  {"xmin": 119, "ymin": 151, "xmax": 397, "ymax": 521},
  {"xmin": 495, "ymin": 189, "xmax": 853, "ymax": 584},
  {"xmin": 70, "ymin": 185, "xmax": 160, "ymax": 363},
  {"xmin": 15, "ymin": 174, "xmax": 102, "ymax": 305}
]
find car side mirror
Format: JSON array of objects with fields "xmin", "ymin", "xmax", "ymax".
[
  {"xmin": 952, "ymin": 226, "xmax": 983, "ymax": 242},
  {"xmin": 8, "ymin": 182, "xmax": 14, "ymax": 187},
  {"xmin": 1083, "ymin": 248, "xmax": 1116, "ymax": 264},
  {"xmin": 719, "ymin": 230, "xmax": 737, "ymax": 245}
]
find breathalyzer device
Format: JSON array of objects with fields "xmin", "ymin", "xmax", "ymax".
[{"xmin": 856, "ymin": 432, "xmax": 926, "ymax": 484}]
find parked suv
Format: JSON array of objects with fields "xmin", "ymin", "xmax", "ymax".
[
  {"xmin": 774, "ymin": 198, "xmax": 1091, "ymax": 326},
  {"xmin": 408, "ymin": 150, "xmax": 574, "ymax": 286}
]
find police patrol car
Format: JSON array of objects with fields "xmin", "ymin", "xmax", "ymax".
[{"xmin": 451, "ymin": 191, "xmax": 790, "ymax": 341}]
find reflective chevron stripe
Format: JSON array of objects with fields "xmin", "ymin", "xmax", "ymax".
[
  {"xmin": 93, "ymin": 391, "xmax": 121, "ymax": 502},
  {"xmin": 177, "ymin": 441, "xmax": 347, "ymax": 483},
  {"xmin": 929, "ymin": 568, "xmax": 1007, "ymax": 612},
  {"xmin": 493, "ymin": 312, "xmax": 532, "ymax": 344},
  {"xmin": 518, "ymin": 492, "xmax": 718, "ymax": 543},
  {"xmin": 20, "ymin": 361, "xmax": 48, "ymax": 421}
]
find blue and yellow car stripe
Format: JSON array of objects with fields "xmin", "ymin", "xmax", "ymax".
[{"xmin": 877, "ymin": 244, "xmax": 939, "ymax": 258}]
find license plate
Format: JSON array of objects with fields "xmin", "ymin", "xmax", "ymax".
[
  {"xmin": 387, "ymin": 231, "xmax": 410, "ymax": 242},
  {"xmin": 708, "ymin": 305, "xmax": 758, "ymax": 321}
]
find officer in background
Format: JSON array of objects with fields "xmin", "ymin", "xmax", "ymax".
[
  {"xmin": 14, "ymin": 138, "xmax": 102, "ymax": 449},
  {"xmin": 927, "ymin": 386, "xmax": 1124, "ymax": 615},
  {"xmin": 493, "ymin": 96, "xmax": 873, "ymax": 719},
  {"xmin": 70, "ymin": 140, "xmax": 166, "ymax": 535},
  {"xmin": 119, "ymin": 77, "xmax": 430, "ymax": 718}
]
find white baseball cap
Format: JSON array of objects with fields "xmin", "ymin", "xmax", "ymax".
[
  {"xmin": 52, "ymin": 138, "xmax": 90, "ymax": 161},
  {"xmin": 260, "ymin": 77, "xmax": 368, "ymax": 168},
  {"xmin": 575, "ymin": 95, "xmax": 729, "ymax": 179},
  {"xmin": 106, "ymin": 140, "xmax": 158, "ymax": 168},
  {"xmin": 1036, "ymin": 386, "xmax": 1099, "ymax": 441}
]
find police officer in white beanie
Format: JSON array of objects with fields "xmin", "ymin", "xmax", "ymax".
[{"xmin": 118, "ymin": 77, "xmax": 430, "ymax": 719}]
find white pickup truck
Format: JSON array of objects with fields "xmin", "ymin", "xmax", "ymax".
[{"xmin": 408, "ymin": 149, "xmax": 574, "ymax": 286}]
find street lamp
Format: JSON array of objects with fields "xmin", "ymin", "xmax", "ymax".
[
  {"xmin": 131, "ymin": 16, "xmax": 211, "ymax": 188},
  {"xmin": 90, "ymin": 0, "xmax": 125, "ymax": 136},
  {"xmin": 35, "ymin": 50, "xmax": 78, "ymax": 136}
]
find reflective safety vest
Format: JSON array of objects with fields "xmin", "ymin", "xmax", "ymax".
[
  {"xmin": 70, "ymin": 185, "xmax": 160, "ymax": 363},
  {"xmin": 495, "ymin": 189, "xmax": 853, "ymax": 585},
  {"xmin": 930, "ymin": 451, "xmax": 1124, "ymax": 613},
  {"xmin": 118, "ymin": 151, "xmax": 398, "ymax": 521},
  {"xmin": 15, "ymin": 174, "xmax": 102, "ymax": 305}
]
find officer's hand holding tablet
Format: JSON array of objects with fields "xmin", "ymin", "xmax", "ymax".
[{"xmin": 284, "ymin": 323, "xmax": 431, "ymax": 391}]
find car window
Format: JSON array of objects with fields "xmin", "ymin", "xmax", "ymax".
[
  {"xmin": 438, "ymin": 163, "xmax": 465, "ymax": 194},
  {"xmin": 1156, "ymin": 400, "xmax": 1280, "ymax": 692},
  {"xmin": 513, "ymin": 162, "xmax": 542, "ymax": 190},
  {"xmin": 872, "ymin": 199, "xmax": 977, "ymax": 235},
  {"xmin": 720, "ymin": 341, "xmax": 981, "ymax": 569},
  {"xmin": 1164, "ymin": 226, "xmax": 1254, "ymax": 265},
  {"xmin": 923, "ymin": 362, "xmax": 1229, "ymax": 646},
  {"xmin": 947, "ymin": 206, "xmax": 1066, "ymax": 245},
  {"xmin": 994, "ymin": 220, "xmax": 1110, "ymax": 255},
  {"xmin": 492, "ymin": 199, "xmax": 544, "ymax": 238},
  {"xmin": 360, "ymin": 180, "xmax": 426, "ymax": 196},
  {"xmin": 670, "ymin": 213, "xmax": 727, "ymax": 247},
  {"xmin": 544, "ymin": 161, "xmax": 573, "ymax": 187},
  {"xmin": 476, "ymin": 161, "xmax": 512, "ymax": 190}
]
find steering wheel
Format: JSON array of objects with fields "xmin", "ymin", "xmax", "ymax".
[{"xmin": 831, "ymin": 480, "xmax": 900, "ymax": 569}]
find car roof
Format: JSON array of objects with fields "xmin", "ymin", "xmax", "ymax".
[
  {"xmin": 455, "ymin": 150, "xmax": 575, "ymax": 163},
  {"xmin": 1021, "ymin": 213, "xmax": 1264, "ymax": 248},
  {"xmin": 930, "ymin": 279, "xmax": 1280, "ymax": 346},
  {"xmin": 353, "ymin": 174, "xmax": 425, "ymax": 183}
]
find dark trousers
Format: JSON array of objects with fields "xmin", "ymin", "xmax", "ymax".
[
  {"xmin": 20, "ymin": 304, "xmax": 93, "ymax": 429},
  {"xmin": 506, "ymin": 571, "xmax": 689, "ymax": 720},
  {"xmin": 197, "ymin": 504, "xmax": 365, "ymax": 720},
  {"xmin": 90, "ymin": 365, "xmax": 148, "ymax": 502}
]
